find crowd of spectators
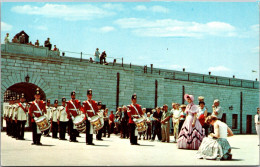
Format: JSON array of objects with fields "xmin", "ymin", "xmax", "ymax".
[
  {"xmin": 4, "ymin": 32, "xmax": 114, "ymax": 61},
  {"xmin": 4, "ymin": 32, "xmax": 60, "ymax": 54}
]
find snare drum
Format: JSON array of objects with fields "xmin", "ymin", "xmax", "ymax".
[
  {"xmin": 35, "ymin": 116, "xmax": 50, "ymax": 132},
  {"xmin": 90, "ymin": 115, "xmax": 104, "ymax": 131},
  {"xmin": 133, "ymin": 117, "xmax": 147, "ymax": 132},
  {"xmin": 73, "ymin": 114, "xmax": 86, "ymax": 133}
]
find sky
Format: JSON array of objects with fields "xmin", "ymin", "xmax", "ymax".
[{"xmin": 1, "ymin": 2, "xmax": 259, "ymax": 81}]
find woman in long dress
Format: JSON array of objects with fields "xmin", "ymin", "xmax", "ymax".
[
  {"xmin": 196, "ymin": 115, "xmax": 233, "ymax": 160},
  {"xmin": 177, "ymin": 94, "xmax": 205, "ymax": 150}
]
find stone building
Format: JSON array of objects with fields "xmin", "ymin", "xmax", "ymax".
[{"xmin": 1, "ymin": 42, "xmax": 259, "ymax": 134}]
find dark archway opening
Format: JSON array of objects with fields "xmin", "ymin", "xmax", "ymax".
[
  {"xmin": 2, "ymin": 82, "xmax": 46, "ymax": 131},
  {"xmin": 4, "ymin": 82, "xmax": 46, "ymax": 102}
]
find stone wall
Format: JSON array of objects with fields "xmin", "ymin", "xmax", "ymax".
[{"xmin": 1, "ymin": 43, "xmax": 259, "ymax": 134}]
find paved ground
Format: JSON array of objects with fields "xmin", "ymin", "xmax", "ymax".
[{"xmin": 1, "ymin": 132, "xmax": 259, "ymax": 166}]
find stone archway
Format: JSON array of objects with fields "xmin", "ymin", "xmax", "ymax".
[{"xmin": 4, "ymin": 82, "xmax": 46, "ymax": 102}]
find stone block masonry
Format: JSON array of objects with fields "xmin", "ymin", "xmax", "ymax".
[{"xmin": 1, "ymin": 44, "xmax": 259, "ymax": 134}]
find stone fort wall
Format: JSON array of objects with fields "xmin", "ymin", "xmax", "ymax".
[{"xmin": 1, "ymin": 43, "xmax": 259, "ymax": 134}]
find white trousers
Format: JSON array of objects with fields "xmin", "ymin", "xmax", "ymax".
[{"xmin": 256, "ymin": 124, "xmax": 260, "ymax": 144}]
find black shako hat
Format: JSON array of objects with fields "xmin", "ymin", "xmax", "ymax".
[
  {"xmin": 35, "ymin": 88, "xmax": 40, "ymax": 95},
  {"xmin": 71, "ymin": 91, "xmax": 76, "ymax": 96},
  {"xmin": 87, "ymin": 89, "xmax": 92, "ymax": 95},
  {"xmin": 62, "ymin": 97, "xmax": 66, "ymax": 102},
  {"xmin": 132, "ymin": 94, "xmax": 137, "ymax": 100}
]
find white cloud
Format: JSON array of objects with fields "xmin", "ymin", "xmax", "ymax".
[
  {"xmin": 150, "ymin": 5, "xmax": 169, "ymax": 13},
  {"xmin": 134, "ymin": 5, "xmax": 169, "ymax": 13},
  {"xmin": 11, "ymin": 4, "xmax": 116, "ymax": 21},
  {"xmin": 32, "ymin": 25, "xmax": 48, "ymax": 31},
  {"xmin": 115, "ymin": 18, "xmax": 237, "ymax": 38},
  {"xmin": 134, "ymin": 5, "xmax": 147, "ymax": 11},
  {"xmin": 208, "ymin": 66, "xmax": 231, "ymax": 72},
  {"xmin": 250, "ymin": 24, "xmax": 259, "ymax": 32},
  {"xmin": 102, "ymin": 3, "xmax": 124, "ymax": 11},
  {"xmin": 1, "ymin": 22, "xmax": 13, "ymax": 31},
  {"xmin": 252, "ymin": 46, "xmax": 259, "ymax": 54},
  {"xmin": 100, "ymin": 26, "xmax": 115, "ymax": 33}
]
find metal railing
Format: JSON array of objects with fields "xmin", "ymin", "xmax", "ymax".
[
  {"xmin": 59, "ymin": 50, "xmax": 123, "ymax": 66},
  {"xmin": 1, "ymin": 43, "xmax": 258, "ymax": 89}
]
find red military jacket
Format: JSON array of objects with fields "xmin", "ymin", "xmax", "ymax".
[
  {"xmin": 81, "ymin": 100, "xmax": 98, "ymax": 120},
  {"xmin": 29, "ymin": 100, "xmax": 47, "ymax": 122},
  {"xmin": 127, "ymin": 103, "xmax": 143, "ymax": 124},
  {"xmin": 66, "ymin": 99, "xmax": 81, "ymax": 119}
]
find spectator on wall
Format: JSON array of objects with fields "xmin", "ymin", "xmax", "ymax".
[
  {"xmin": 89, "ymin": 57, "xmax": 94, "ymax": 63},
  {"xmin": 35, "ymin": 40, "xmax": 40, "ymax": 47},
  {"xmin": 12, "ymin": 36, "xmax": 19, "ymax": 43},
  {"xmin": 19, "ymin": 34, "xmax": 26, "ymax": 44},
  {"xmin": 27, "ymin": 41, "xmax": 34, "ymax": 46},
  {"xmin": 53, "ymin": 45, "xmax": 58, "ymax": 51},
  {"xmin": 4, "ymin": 33, "xmax": 9, "ymax": 44},
  {"xmin": 94, "ymin": 48, "xmax": 100, "ymax": 64},
  {"xmin": 100, "ymin": 51, "xmax": 108, "ymax": 65},
  {"xmin": 44, "ymin": 38, "xmax": 52, "ymax": 50}
]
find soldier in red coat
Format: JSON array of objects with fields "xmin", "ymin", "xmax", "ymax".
[
  {"xmin": 66, "ymin": 91, "xmax": 81, "ymax": 142},
  {"xmin": 127, "ymin": 94, "xmax": 143, "ymax": 145},
  {"xmin": 81, "ymin": 89, "xmax": 99, "ymax": 145},
  {"xmin": 29, "ymin": 88, "xmax": 47, "ymax": 145}
]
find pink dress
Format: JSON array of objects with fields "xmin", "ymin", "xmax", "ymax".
[{"xmin": 177, "ymin": 102, "xmax": 205, "ymax": 150}]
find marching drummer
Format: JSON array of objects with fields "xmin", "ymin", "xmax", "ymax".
[
  {"xmin": 96, "ymin": 101, "xmax": 104, "ymax": 141},
  {"xmin": 57, "ymin": 97, "xmax": 68, "ymax": 140},
  {"xmin": 81, "ymin": 89, "xmax": 99, "ymax": 145},
  {"xmin": 29, "ymin": 88, "xmax": 47, "ymax": 145},
  {"xmin": 51, "ymin": 99, "xmax": 59, "ymax": 139},
  {"xmin": 66, "ymin": 91, "xmax": 81, "ymax": 142},
  {"xmin": 16, "ymin": 93, "xmax": 28, "ymax": 140},
  {"xmin": 43, "ymin": 99, "xmax": 52, "ymax": 137},
  {"xmin": 127, "ymin": 93, "xmax": 143, "ymax": 145}
]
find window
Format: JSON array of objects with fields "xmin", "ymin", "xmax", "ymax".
[{"xmin": 232, "ymin": 114, "xmax": 238, "ymax": 129}]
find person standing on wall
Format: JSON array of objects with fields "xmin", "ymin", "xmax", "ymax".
[
  {"xmin": 94, "ymin": 48, "xmax": 100, "ymax": 64},
  {"xmin": 44, "ymin": 37, "xmax": 52, "ymax": 50},
  {"xmin": 4, "ymin": 33, "xmax": 9, "ymax": 44}
]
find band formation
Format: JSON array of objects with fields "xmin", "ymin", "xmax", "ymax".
[{"xmin": 3, "ymin": 88, "xmax": 234, "ymax": 160}]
